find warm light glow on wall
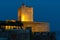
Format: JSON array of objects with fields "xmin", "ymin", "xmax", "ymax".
[
  {"xmin": 5, "ymin": 26, "xmax": 18, "ymax": 30},
  {"xmin": 5, "ymin": 26, "xmax": 11, "ymax": 30},
  {"xmin": 21, "ymin": 14, "xmax": 29, "ymax": 21}
]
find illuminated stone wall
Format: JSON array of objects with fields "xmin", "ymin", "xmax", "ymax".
[
  {"xmin": 23, "ymin": 22, "xmax": 49, "ymax": 32},
  {"xmin": 18, "ymin": 5, "xmax": 33, "ymax": 21}
]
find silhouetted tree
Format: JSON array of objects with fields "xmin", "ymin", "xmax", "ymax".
[{"xmin": 16, "ymin": 21, "xmax": 23, "ymax": 29}]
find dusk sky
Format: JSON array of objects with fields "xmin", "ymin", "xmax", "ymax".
[{"xmin": 0, "ymin": 0, "xmax": 60, "ymax": 40}]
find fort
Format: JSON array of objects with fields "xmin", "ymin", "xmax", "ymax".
[{"xmin": 0, "ymin": 4, "xmax": 56, "ymax": 40}]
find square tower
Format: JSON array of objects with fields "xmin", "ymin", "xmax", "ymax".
[{"xmin": 18, "ymin": 4, "xmax": 33, "ymax": 22}]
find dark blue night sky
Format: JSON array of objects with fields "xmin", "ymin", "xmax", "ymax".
[{"xmin": 0, "ymin": 0, "xmax": 60, "ymax": 40}]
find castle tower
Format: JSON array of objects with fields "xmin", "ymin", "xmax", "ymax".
[{"xmin": 18, "ymin": 4, "xmax": 33, "ymax": 22}]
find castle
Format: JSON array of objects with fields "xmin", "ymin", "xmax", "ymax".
[
  {"xmin": 0, "ymin": 4, "xmax": 56, "ymax": 40},
  {"xmin": 18, "ymin": 4, "xmax": 49, "ymax": 32}
]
